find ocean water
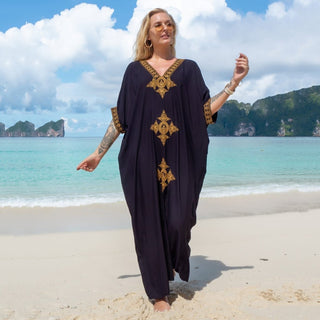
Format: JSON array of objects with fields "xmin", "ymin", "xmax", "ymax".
[{"xmin": 1, "ymin": 137, "xmax": 320, "ymax": 208}]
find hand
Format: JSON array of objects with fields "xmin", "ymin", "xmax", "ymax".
[
  {"xmin": 76, "ymin": 153, "xmax": 101, "ymax": 172},
  {"xmin": 232, "ymin": 53, "xmax": 249, "ymax": 84}
]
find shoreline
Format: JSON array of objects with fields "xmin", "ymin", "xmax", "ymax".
[
  {"xmin": 1, "ymin": 190, "xmax": 320, "ymax": 235},
  {"xmin": 2, "ymin": 184, "xmax": 320, "ymax": 209},
  {"xmin": 0, "ymin": 209, "xmax": 319, "ymax": 319}
]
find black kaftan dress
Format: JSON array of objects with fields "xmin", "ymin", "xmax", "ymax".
[{"xmin": 111, "ymin": 59, "xmax": 217, "ymax": 299}]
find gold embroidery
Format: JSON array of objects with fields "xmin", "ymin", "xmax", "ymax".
[
  {"xmin": 140, "ymin": 59, "xmax": 184, "ymax": 98},
  {"xmin": 111, "ymin": 107, "xmax": 125, "ymax": 133},
  {"xmin": 147, "ymin": 76, "xmax": 176, "ymax": 99},
  {"xmin": 203, "ymin": 98, "xmax": 214, "ymax": 125},
  {"xmin": 150, "ymin": 110, "xmax": 179, "ymax": 146},
  {"xmin": 157, "ymin": 158, "xmax": 175, "ymax": 192}
]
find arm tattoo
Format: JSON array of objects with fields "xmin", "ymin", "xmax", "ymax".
[
  {"xmin": 210, "ymin": 90, "xmax": 224, "ymax": 104},
  {"xmin": 98, "ymin": 120, "xmax": 119, "ymax": 155}
]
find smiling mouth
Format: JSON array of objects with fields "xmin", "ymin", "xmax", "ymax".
[{"xmin": 161, "ymin": 33, "xmax": 170, "ymax": 38}]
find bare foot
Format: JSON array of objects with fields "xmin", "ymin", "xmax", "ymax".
[{"xmin": 153, "ymin": 296, "xmax": 170, "ymax": 312}]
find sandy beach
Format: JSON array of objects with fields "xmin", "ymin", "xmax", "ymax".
[{"xmin": 0, "ymin": 194, "xmax": 319, "ymax": 319}]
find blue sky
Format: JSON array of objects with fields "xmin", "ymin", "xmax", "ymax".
[
  {"xmin": 0, "ymin": 0, "xmax": 319, "ymax": 136},
  {"xmin": 0, "ymin": 0, "xmax": 136, "ymax": 31},
  {"xmin": 0, "ymin": 0, "xmax": 273, "ymax": 32},
  {"xmin": 0, "ymin": 1, "xmax": 134, "ymax": 31}
]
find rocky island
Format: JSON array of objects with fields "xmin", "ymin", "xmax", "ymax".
[
  {"xmin": 0, "ymin": 119, "xmax": 65, "ymax": 137},
  {"xmin": 208, "ymin": 85, "xmax": 320, "ymax": 137},
  {"xmin": 1, "ymin": 85, "xmax": 320, "ymax": 137}
]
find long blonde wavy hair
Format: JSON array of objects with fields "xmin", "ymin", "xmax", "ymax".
[{"xmin": 134, "ymin": 8, "xmax": 177, "ymax": 61}]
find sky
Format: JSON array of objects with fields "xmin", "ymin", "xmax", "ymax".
[{"xmin": 0, "ymin": 0, "xmax": 319, "ymax": 136}]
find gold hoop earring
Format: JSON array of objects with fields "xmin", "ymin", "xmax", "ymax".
[{"xmin": 144, "ymin": 39, "xmax": 153, "ymax": 48}]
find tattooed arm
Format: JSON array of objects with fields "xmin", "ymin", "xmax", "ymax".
[
  {"xmin": 76, "ymin": 119, "xmax": 120, "ymax": 172},
  {"xmin": 209, "ymin": 80, "xmax": 238, "ymax": 115},
  {"xmin": 97, "ymin": 120, "xmax": 120, "ymax": 157}
]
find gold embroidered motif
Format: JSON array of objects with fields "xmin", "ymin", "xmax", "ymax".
[
  {"xmin": 111, "ymin": 107, "xmax": 125, "ymax": 133},
  {"xmin": 140, "ymin": 59, "xmax": 184, "ymax": 99},
  {"xmin": 157, "ymin": 158, "xmax": 175, "ymax": 192},
  {"xmin": 150, "ymin": 110, "xmax": 179, "ymax": 146},
  {"xmin": 203, "ymin": 98, "xmax": 214, "ymax": 125},
  {"xmin": 147, "ymin": 76, "xmax": 176, "ymax": 99}
]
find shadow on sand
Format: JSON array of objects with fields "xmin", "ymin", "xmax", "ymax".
[
  {"xmin": 117, "ymin": 274, "xmax": 141, "ymax": 279},
  {"xmin": 117, "ymin": 255, "xmax": 254, "ymax": 303},
  {"xmin": 168, "ymin": 255, "xmax": 254, "ymax": 303}
]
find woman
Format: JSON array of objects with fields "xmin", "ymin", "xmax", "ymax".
[{"xmin": 77, "ymin": 8, "xmax": 249, "ymax": 312}]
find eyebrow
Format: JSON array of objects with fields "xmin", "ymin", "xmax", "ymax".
[{"xmin": 153, "ymin": 19, "xmax": 172, "ymax": 25}]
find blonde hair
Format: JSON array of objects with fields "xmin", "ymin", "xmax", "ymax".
[{"xmin": 134, "ymin": 8, "xmax": 177, "ymax": 61}]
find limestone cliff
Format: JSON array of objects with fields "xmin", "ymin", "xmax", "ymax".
[
  {"xmin": 313, "ymin": 120, "xmax": 320, "ymax": 137},
  {"xmin": 0, "ymin": 122, "xmax": 5, "ymax": 137},
  {"xmin": 207, "ymin": 85, "xmax": 320, "ymax": 136},
  {"xmin": 5, "ymin": 121, "xmax": 36, "ymax": 137},
  {"xmin": 234, "ymin": 122, "xmax": 256, "ymax": 137},
  {"xmin": 1, "ymin": 120, "xmax": 65, "ymax": 137},
  {"xmin": 35, "ymin": 120, "xmax": 65, "ymax": 137}
]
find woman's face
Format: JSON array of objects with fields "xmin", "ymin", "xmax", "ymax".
[{"xmin": 148, "ymin": 12, "xmax": 174, "ymax": 48}]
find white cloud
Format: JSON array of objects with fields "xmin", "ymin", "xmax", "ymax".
[
  {"xmin": 127, "ymin": 0, "xmax": 320, "ymax": 104},
  {"xmin": 0, "ymin": 3, "xmax": 133, "ymax": 117},
  {"xmin": 266, "ymin": 2, "xmax": 287, "ymax": 18},
  {"xmin": 294, "ymin": 0, "xmax": 313, "ymax": 6},
  {"xmin": 0, "ymin": 0, "xmax": 319, "ymax": 135}
]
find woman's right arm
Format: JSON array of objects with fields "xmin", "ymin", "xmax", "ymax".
[{"xmin": 76, "ymin": 119, "xmax": 120, "ymax": 172}]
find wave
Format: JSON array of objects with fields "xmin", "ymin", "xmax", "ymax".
[
  {"xmin": 1, "ymin": 183, "xmax": 320, "ymax": 208},
  {"xmin": 200, "ymin": 183, "xmax": 320, "ymax": 198},
  {"xmin": 0, "ymin": 193, "xmax": 125, "ymax": 208}
]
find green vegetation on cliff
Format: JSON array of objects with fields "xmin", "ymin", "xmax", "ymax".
[
  {"xmin": 36, "ymin": 120, "xmax": 65, "ymax": 136},
  {"xmin": 208, "ymin": 85, "xmax": 320, "ymax": 136},
  {"xmin": 1, "ymin": 120, "xmax": 64, "ymax": 137},
  {"xmin": 5, "ymin": 121, "xmax": 35, "ymax": 137}
]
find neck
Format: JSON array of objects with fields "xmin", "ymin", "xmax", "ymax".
[{"xmin": 151, "ymin": 46, "xmax": 175, "ymax": 61}]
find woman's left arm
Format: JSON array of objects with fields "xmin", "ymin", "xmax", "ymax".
[{"xmin": 210, "ymin": 53, "xmax": 249, "ymax": 115}]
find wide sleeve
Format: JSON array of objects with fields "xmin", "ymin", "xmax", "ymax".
[
  {"xmin": 111, "ymin": 63, "xmax": 134, "ymax": 134},
  {"xmin": 111, "ymin": 107, "xmax": 125, "ymax": 133},
  {"xmin": 189, "ymin": 60, "xmax": 218, "ymax": 126}
]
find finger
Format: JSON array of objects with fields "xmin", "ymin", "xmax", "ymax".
[
  {"xmin": 236, "ymin": 62, "xmax": 249, "ymax": 69},
  {"xmin": 238, "ymin": 53, "xmax": 248, "ymax": 60},
  {"xmin": 236, "ymin": 60, "xmax": 249, "ymax": 68},
  {"xmin": 77, "ymin": 162, "xmax": 87, "ymax": 170},
  {"xmin": 235, "ymin": 59, "xmax": 247, "ymax": 64},
  {"xmin": 235, "ymin": 64, "xmax": 249, "ymax": 71},
  {"xmin": 76, "ymin": 163, "xmax": 84, "ymax": 170},
  {"xmin": 235, "ymin": 57, "xmax": 248, "ymax": 64}
]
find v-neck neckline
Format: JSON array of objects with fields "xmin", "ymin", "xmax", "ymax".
[{"xmin": 141, "ymin": 59, "xmax": 184, "ymax": 78}]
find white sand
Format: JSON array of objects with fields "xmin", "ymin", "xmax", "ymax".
[{"xmin": 0, "ymin": 199, "xmax": 319, "ymax": 319}]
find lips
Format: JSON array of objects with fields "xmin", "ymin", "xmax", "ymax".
[{"xmin": 161, "ymin": 33, "xmax": 170, "ymax": 39}]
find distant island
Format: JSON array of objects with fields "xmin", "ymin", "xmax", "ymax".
[
  {"xmin": 1, "ymin": 85, "xmax": 320, "ymax": 137},
  {"xmin": 0, "ymin": 120, "xmax": 65, "ymax": 137},
  {"xmin": 208, "ymin": 85, "xmax": 320, "ymax": 137}
]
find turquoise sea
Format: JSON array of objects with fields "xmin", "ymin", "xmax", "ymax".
[{"xmin": 1, "ymin": 137, "xmax": 320, "ymax": 208}]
